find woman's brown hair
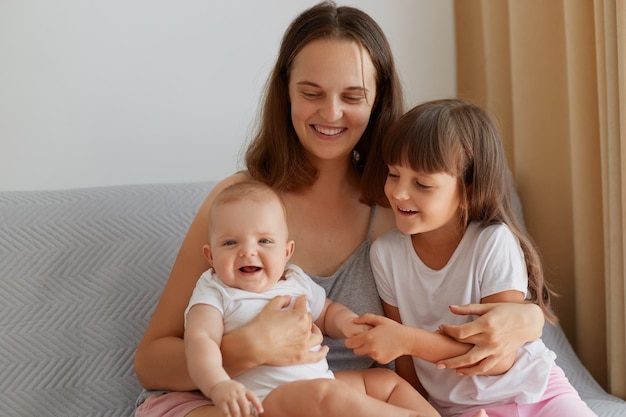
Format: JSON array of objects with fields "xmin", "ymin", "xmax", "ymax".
[
  {"xmin": 245, "ymin": 1, "xmax": 404, "ymax": 203},
  {"xmin": 380, "ymin": 99, "xmax": 557, "ymax": 322}
]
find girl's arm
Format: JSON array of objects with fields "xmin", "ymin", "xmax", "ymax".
[
  {"xmin": 382, "ymin": 303, "xmax": 426, "ymax": 396},
  {"xmin": 133, "ymin": 173, "xmax": 325, "ymax": 391},
  {"xmin": 346, "ymin": 302, "xmax": 470, "ymax": 366},
  {"xmin": 348, "ymin": 291, "xmax": 524, "ymax": 376}
]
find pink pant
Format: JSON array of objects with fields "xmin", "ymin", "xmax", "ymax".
[
  {"xmin": 136, "ymin": 391, "xmax": 210, "ymax": 417},
  {"xmin": 137, "ymin": 365, "xmax": 597, "ymax": 417},
  {"xmin": 458, "ymin": 364, "xmax": 597, "ymax": 417}
]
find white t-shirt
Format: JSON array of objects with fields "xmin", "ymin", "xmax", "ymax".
[
  {"xmin": 185, "ymin": 263, "xmax": 334, "ymax": 400},
  {"xmin": 371, "ymin": 222, "xmax": 556, "ymax": 416}
]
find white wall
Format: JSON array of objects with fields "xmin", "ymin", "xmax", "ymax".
[{"xmin": 0, "ymin": 0, "xmax": 455, "ymax": 191}]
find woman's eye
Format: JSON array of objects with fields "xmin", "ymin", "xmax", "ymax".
[
  {"xmin": 344, "ymin": 96, "xmax": 364, "ymax": 103},
  {"xmin": 302, "ymin": 91, "xmax": 320, "ymax": 99}
]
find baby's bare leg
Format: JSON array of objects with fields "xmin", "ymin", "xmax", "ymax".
[
  {"xmin": 335, "ymin": 369, "xmax": 439, "ymax": 417},
  {"xmin": 261, "ymin": 376, "xmax": 439, "ymax": 417}
]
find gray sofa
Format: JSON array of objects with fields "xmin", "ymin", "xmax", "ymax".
[{"xmin": 1, "ymin": 181, "xmax": 625, "ymax": 417}]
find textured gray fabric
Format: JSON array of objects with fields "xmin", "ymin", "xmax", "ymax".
[
  {"xmin": 0, "ymin": 182, "xmax": 214, "ymax": 417},
  {"xmin": 0, "ymin": 181, "xmax": 624, "ymax": 416}
]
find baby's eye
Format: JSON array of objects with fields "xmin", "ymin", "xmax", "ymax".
[
  {"xmin": 259, "ymin": 238, "xmax": 273, "ymax": 244},
  {"xmin": 223, "ymin": 240, "xmax": 236, "ymax": 246}
]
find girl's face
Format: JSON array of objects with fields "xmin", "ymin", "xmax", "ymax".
[
  {"xmin": 205, "ymin": 198, "xmax": 294, "ymax": 293},
  {"xmin": 385, "ymin": 163, "xmax": 463, "ymax": 237},
  {"xmin": 288, "ymin": 39, "xmax": 377, "ymax": 164}
]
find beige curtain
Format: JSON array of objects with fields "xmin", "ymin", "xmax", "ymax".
[{"xmin": 455, "ymin": 0, "xmax": 625, "ymax": 396}]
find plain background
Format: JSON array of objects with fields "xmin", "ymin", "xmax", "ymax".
[{"xmin": 0, "ymin": 0, "xmax": 455, "ymax": 191}]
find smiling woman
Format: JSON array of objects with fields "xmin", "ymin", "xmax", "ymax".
[{"xmin": 288, "ymin": 39, "xmax": 376, "ymax": 166}]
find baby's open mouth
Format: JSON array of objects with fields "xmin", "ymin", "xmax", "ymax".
[{"xmin": 240, "ymin": 266, "xmax": 262, "ymax": 273}]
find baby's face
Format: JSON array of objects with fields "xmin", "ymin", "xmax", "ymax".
[{"xmin": 207, "ymin": 198, "xmax": 293, "ymax": 293}]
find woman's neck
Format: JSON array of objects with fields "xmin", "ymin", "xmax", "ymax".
[{"xmin": 308, "ymin": 158, "xmax": 361, "ymax": 199}]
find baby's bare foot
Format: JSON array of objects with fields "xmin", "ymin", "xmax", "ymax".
[{"xmin": 471, "ymin": 409, "xmax": 488, "ymax": 417}]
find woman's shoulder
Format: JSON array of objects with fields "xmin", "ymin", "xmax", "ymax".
[{"xmin": 370, "ymin": 206, "xmax": 395, "ymax": 242}]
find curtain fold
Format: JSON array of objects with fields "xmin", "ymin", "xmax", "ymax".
[
  {"xmin": 596, "ymin": 0, "xmax": 626, "ymax": 397},
  {"xmin": 455, "ymin": 0, "xmax": 624, "ymax": 395}
]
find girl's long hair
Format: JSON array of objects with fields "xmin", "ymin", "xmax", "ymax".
[{"xmin": 380, "ymin": 99, "xmax": 557, "ymax": 323}]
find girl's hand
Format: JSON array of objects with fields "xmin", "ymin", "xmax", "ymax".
[
  {"xmin": 344, "ymin": 313, "xmax": 406, "ymax": 364},
  {"xmin": 248, "ymin": 295, "xmax": 328, "ymax": 367},
  {"xmin": 209, "ymin": 380, "xmax": 263, "ymax": 417},
  {"xmin": 436, "ymin": 303, "xmax": 544, "ymax": 375}
]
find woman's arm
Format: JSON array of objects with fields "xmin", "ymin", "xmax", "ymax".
[
  {"xmin": 436, "ymin": 301, "xmax": 544, "ymax": 376},
  {"xmin": 133, "ymin": 173, "xmax": 325, "ymax": 391}
]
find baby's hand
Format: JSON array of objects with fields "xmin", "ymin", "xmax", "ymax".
[
  {"xmin": 209, "ymin": 380, "xmax": 263, "ymax": 417},
  {"xmin": 341, "ymin": 319, "xmax": 373, "ymax": 338}
]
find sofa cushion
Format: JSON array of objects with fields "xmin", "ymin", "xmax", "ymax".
[{"xmin": 0, "ymin": 182, "xmax": 214, "ymax": 417}]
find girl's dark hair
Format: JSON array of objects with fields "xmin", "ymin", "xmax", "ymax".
[
  {"xmin": 380, "ymin": 99, "xmax": 557, "ymax": 322},
  {"xmin": 245, "ymin": 1, "xmax": 403, "ymax": 203}
]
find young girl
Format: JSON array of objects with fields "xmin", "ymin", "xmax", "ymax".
[{"xmin": 347, "ymin": 99, "xmax": 597, "ymax": 417}]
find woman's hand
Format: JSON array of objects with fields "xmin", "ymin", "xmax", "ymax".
[
  {"xmin": 436, "ymin": 302, "xmax": 544, "ymax": 375},
  {"xmin": 246, "ymin": 295, "xmax": 328, "ymax": 367}
]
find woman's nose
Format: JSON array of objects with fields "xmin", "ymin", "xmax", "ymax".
[{"xmin": 320, "ymin": 96, "xmax": 343, "ymax": 122}]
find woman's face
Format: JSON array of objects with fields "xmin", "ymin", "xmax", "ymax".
[{"xmin": 288, "ymin": 39, "xmax": 377, "ymax": 164}]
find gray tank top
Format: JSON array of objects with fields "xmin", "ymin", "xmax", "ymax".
[{"xmin": 307, "ymin": 207, "xmax": 384, "ymax": 371}]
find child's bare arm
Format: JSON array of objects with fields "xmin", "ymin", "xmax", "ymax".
[
  {"xmin": 347, "ymin": 292, "xmax": 524, "ymax": 376},
  {"xmin": 184, "ymin": 304, "xmax": 231, "ymax": 395},
  {"xmin": 315, "ymin": 299, "xmax": 372, "ymax": 339},
  {"xmin": 345, "ymin": 301, "xmax": 471, "ymax": 366},
  {"xmin": 184, "ymin": 304, "xmax": 263, "ymax": 416}
]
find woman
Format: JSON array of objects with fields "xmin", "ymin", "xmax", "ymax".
[{"xmin": 134, "ymin": 3, "xmax": 544, "ymax": 416}]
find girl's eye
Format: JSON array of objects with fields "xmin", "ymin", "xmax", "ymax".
[
  {"xmin": 415, "ymin": 181, "xmax": 431, "ymax": 189},
  {"xmin": 387, "ymin": 172, "xmax": 399, "ymax": 179}
]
